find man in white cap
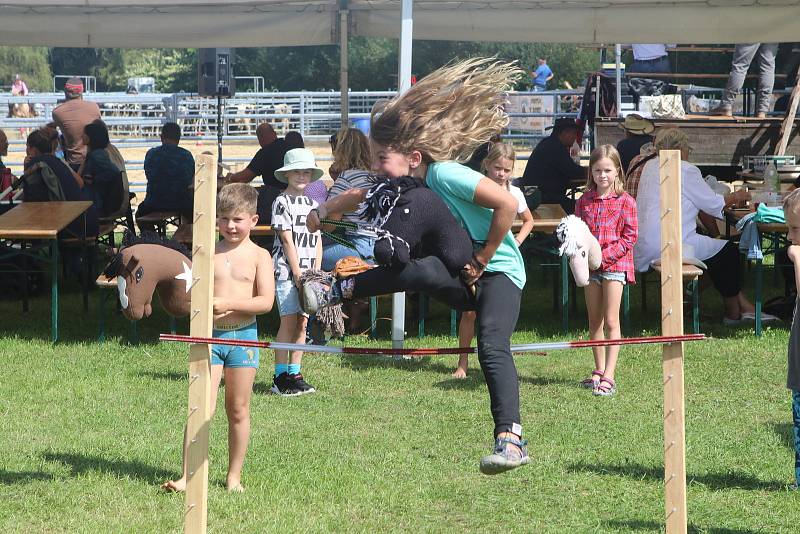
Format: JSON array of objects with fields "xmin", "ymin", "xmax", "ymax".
[
  {"xmin": 52, "ymin": 77, "xmax": 101, "ymax": 170},
  {"xmin": 616, "ymin": 114, "xmax": 655, "ymax": 173}
]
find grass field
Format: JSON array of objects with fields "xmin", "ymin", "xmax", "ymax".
[{"xmin": 1, "ymin": 261, "xmax": 798, "ymax": 533}]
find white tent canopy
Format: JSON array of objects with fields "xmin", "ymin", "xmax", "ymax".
[{"xmin": 2, "ymin": 1, "xmax": 800, "ymax": 48}]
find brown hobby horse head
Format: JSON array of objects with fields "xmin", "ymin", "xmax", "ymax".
[{"xmin": 102, "ymin": 231, "xmax": 193, "ymax": 320}]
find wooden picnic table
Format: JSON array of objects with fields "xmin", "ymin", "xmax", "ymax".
[
  {"xmin": 724, "ymin": 205, "xmax": 788, "ymax": 335},
  {"xmin": 0, "ymin": 201, "xmax": 93, "ymax": 342},
  {"xmin": 738, "ymin": 169, "xmax": 800, "ymax": 185}
]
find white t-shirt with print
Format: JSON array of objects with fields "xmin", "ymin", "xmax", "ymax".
[{"xmin": 271, "ymin": 193, "xmax": 320, "ymax": 280}]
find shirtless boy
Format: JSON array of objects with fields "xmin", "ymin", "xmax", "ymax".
[{"xmin": 162, "ymin": 183, "xmax": 274, "ymax": 492}]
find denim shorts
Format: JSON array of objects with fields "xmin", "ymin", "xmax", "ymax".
[
  {"xmin": 589, "ymin": 270, "xmax": 627, "ymax": 285},
  {"xmin": 211, "ymin": 321, "xmax": 259, "ymax": 368},
  {"xmin": 276, "ymin": 279, "xmax": 306, "ymax": 317}
]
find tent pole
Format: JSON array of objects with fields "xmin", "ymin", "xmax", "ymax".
[
  {"xmin": 339, "ymin": 1, "xmax": 349, "ymax": 127},
  {"xmin": 391, "ymin": 0, "xmax": 413, "ymax": 349},
  {"xmin": 615, "ymin": 44, "xmax": 622, "ymax": 116}
]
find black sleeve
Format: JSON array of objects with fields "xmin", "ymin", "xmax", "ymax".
[
  {"xmin": 553, "ymin": 145, "xmax": 586, "ymax": 182},
  {"xmin": 246, "ymin": 148, "xmax": 266, "ymax": 176}
]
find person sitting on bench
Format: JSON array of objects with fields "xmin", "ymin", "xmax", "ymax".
[{"xmin": 136, "ymin": 122, "xmax": 195, "ymax": 234}]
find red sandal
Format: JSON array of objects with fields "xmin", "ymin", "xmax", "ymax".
[
  {"xmin": 580, "ymin": 370, "xmax": 603, "ymax": 389},
  {"xmin": 593, "ymin": 377, "xmax": 617, "ymax": 397}
]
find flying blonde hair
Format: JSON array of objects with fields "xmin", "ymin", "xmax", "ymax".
[
  {"xmin": 587, "ymin": 144, "xmax": 626, "ymax": 195},
  {"xmin": 370, "ymin": 57, "xmax": 524, "ymax": 163},
  {"xmin": 330, "ymin": 127, "xmax": 372, "ymax": 176}
]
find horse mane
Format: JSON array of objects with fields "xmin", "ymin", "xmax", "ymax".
[
  {"xmin": 121, "ymin": 230, "xmax": 191, "ymax": 258},
  {"xmin": 359, "ymin": 175, "xmax": 425, "ymax": 226},
  {"xmin": 556, "ymin": 215, "xmax": 589, "ymax": 258},
  {"xmin": 102, "ymin": 230, "xmax": 190, "ymax": 279}
]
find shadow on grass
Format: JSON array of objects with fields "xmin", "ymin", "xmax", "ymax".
[
  {"xmin": 604, "ymin": 519, "xmax": 762, "ymax": 534},
  {"xmin": 568, "ymin": 461, "xmax": 784, "ymax": 491},
  {"xmin": 137, "ymin": 370, "xmax": 185, "ymax": 382},
  {"xmin": 43, "ymin": 452, "xmax": 173, "ymax": 484},
  {"xmin": 338, "ymin": 353, "xmax": 431, "ymax": 372},
  {"xmin": 0, "ymin": 469, "xmax": 54, "ymax": 485},
  {"xmin": 772, "ymin": 422, "xmax": 795, "ymax": 450}
]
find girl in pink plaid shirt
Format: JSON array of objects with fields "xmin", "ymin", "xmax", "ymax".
[{"xmin": 575, "ymin": 145, "xmax": 638, "ymax": 396}]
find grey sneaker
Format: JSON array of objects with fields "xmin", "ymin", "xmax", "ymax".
[
  {"xmin": 479, "ymin": 436, "xmax": 530, "ymax": 475},
  {"xmin": 300, "ymin": 279, "xmax": 340, "ymax": 314},
  {"xmin": 709, "ymin": 104, "xmax": 733, "ymax": 117}
]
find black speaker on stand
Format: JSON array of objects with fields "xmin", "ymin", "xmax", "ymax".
[{"xmin": 198, "ymin": 48, "xmax": 236, "ymax": 174}]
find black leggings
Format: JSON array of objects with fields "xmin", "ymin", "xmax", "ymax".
[
  {"xmin": 347, "ymin": 257, "xmax": 522, "ymax": 436},
  {"xmin": 703, "ymin": 240, "xmax": 741, "ymax": 298}
]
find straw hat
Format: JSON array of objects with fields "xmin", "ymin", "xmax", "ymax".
[
  {"xmin": 274, "ymin": 148, "xmax": 324, "ymax": 183},
  {"xmin": 619, "ymin": 114, "xmax": 655, "ymax": 135}
]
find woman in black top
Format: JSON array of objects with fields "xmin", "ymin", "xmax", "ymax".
[
  {"xmin": 79, "ymin": 120, "xmax": 123, "ymax": 218},
  {"xmin": 24, "ymin": 126, "xmax": 98, "ymax": 238}
]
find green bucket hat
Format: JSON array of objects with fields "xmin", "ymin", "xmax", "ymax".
[{"xmin": 274, "ymin": 148, "xmax": 324, "ymax": 183}]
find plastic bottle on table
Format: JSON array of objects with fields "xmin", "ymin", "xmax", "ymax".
[{"xmin": 763, "ymin": 160, "xmax": 779, "ymax": 193}]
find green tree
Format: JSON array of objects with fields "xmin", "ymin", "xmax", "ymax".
[{"xmin": 0, "ymin": 47, "xmax": 52, "ymax": 91}]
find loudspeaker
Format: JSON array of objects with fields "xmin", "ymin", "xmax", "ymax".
[{"xmin": 198, "ymin": 48, "xmax": 235, "ymax": 97}]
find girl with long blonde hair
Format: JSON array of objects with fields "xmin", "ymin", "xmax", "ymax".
[
  {"xmin": 301, "ymin": 58, "xmax": 530, "ymax": 474},
  {"xmin": 575, "ymin": 145, "xmax": 638, "ymax": 396},
  {"xmin": 454, "ymin": 141, "xmax": 533, "ymax": 379}
]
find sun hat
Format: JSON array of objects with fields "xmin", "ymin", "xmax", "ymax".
[
  {"xmin": 619, "ymin": 113, "xmax": 655, "ymax": 135},
  {"xmin": 274, "ymin": 148, "xmax": 324, "ymax": 183}
]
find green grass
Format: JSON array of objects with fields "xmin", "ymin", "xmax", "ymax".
[{"xmin": 1, "ymin": 264, "xmax": 799, "ymax": 533}]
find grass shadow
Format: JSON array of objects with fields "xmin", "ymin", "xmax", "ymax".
[
  {"xmin": 43, "ymin": 452, "xmax": 173, "ymax": 484},
  {"xmin": 567, "ymin": 461, "xmax": 784, "ymax": 491},
  {"xmin": 604, "ymin": 519, "xmax": 763, "ymax": 534},
  {"xmin": 137, "ymin": 370, "xmax": 185, "ymax": 382},
  {"xmin": 772, "ymin": 422, "xmax": 795, "ymax": 450},
  {"xmin": 0, "ymin": 469, "xmax": 55, "ymax": 485},
  {"xmin": 338, "ymin": 353, "xmax": 431, "ymax": 372}
]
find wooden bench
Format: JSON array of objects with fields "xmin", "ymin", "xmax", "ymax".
[
  {"xmin": 95, "ymin": 274, "xmax": 177, "ymax": 343},
  {"xmin": 639, "ymin": 263, "xmax": 704, "ymax": 334}
]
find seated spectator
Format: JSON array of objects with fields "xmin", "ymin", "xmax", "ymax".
[
  {"xmin": 634, "ymin": 128, "xmax": 777, "ymax": 325},
  {"xmin": 79, "ymin": 120, "xmax": 123, "ymax": 218},
  {"xmin": 136, "ymin": 122, "xmax": 195, "ymax": 232},
  {"xmin": 520, "ymin": 118, "xmax": 586, "ymax": 214},
  {"xmin": 616, "ymin": 114, "xmax": 654, "ymax": 173},
  {"xmin": 623, "ymin": 145, "xmax": 656, "ymax": 199},
  {"xmin": 321, "ymin": 127, "xmax": 374, "ymax": 270},
  {"xmin": 51, "ymin": 77, "xmax": 101, "ymax": 171},
  {"xmin": 223, "ymin": 123, "xmax": 289, "ymax": 227},
  {"xmin": 22, "ymin": 126, "xmax": 98, "ymax": 239},
  {"xmin": 285, "ymin": 130, "xmax": 305, "ymax": 150},
  {"xmin": 0, "ymin": 128, "xmax": 10, "ymax": 173}
]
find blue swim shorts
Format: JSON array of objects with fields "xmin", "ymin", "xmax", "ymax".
[{"xmin": 211, "ymin": 320, "xmax": 259, "ymax": 368}]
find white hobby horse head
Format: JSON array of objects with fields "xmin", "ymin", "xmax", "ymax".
[{"xmin": 556, "ymin": 215, "xmax": 602, "ymax": 287}]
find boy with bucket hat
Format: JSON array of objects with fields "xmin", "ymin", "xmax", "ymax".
[
  {"xmin": 616, "ymin": 114, "xmax": 655, "ymax": 173},
  {"xmin": 270, "ymin": 148, "xmax": 324, "ymax": 396}
]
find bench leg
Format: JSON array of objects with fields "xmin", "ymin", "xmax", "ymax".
[
  {"xmin": 97, "ymin": 288, "xmax": 108, "ymax": 342},
  {"xmin": 561, "ymin": 253, "xmax": 569, "ymax": 333},
  {"xmin": 450, "ymin": 309, "xmax": 458, "ymax": 338},
  {"xmin": 370, "ymin": 296, "xmax": 378, "ymax": 339},
  {"xmin": 129, "ymin": 320, "xmax": 138, "ymax": 345},
  {"xmin": 418, "ymin": 293, "xmax": 428, "ymax": 338},
  {"xmin": 622, "ymin": 284, "xmax": 630, "ymax": 335},
  {"xmin": 170, "ymin": 316, "xmax": 177, "ymax": 335},
  {"xmin": 690, "ymin": 278, "xmax": 700, "ymax": 334}
]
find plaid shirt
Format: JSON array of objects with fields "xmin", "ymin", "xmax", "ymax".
[
  {"xmin": 623, "ymin": 152, "xmax": 656, "ymax": 198},
  {"xmin": 575, "ymin": 189, "xmax": 638, "ymax": 283}
]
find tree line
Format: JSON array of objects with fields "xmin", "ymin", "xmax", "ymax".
[{"xmin": 2, "ymin": 41, "xmax": 796, "ymax": 94}]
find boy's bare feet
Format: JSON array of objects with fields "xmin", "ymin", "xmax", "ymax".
[
  {"xmin": 451, "ymin": 367, "xmax": 467, "ymax": 379},
  {"xmin": 227, "ymin": 483, "xmax": 245, "ymax": 493},
  {"xmin": 160, "ymin": 478, "xmax": 186, "ymax": 492}
]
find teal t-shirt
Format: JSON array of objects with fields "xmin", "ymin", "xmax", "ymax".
[{"xmin": 425, "ymin": 161, "xmax": 526, "ymax": 290}]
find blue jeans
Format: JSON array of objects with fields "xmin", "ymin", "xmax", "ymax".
[
  {"xmin": 322, "ymin": 235, "xmax": 374, "ymax": 271},
  {"xmin": 630, "ymin": 56, "xmax": 671, "ymax": 74}
]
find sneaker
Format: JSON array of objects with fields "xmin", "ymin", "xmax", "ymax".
[
  {"xmin": 300, "ymin": 278, "xmax": 340, "ymax": 314},
  {"xmin": 289, "ymin": 373, "xmax": 316, "ymax": 395},
  {"xmin": 270, "ymin": 372, "xmax": 302, "ymax": 397},
  {"xmin": 479, "ymin": 436, "xmax": 530, "ymax": 475},
  {"xmin": 709, "ymin": 104, "xmax": 733, "ymax": 117},
  {"xmin": 741, "ymin": 311, "xmax": 780, "ymax": 323}
]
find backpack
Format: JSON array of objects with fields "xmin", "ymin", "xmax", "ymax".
[{"xmin": 579, "ymin": 73, "xmax": 618, "ymax": 127}]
